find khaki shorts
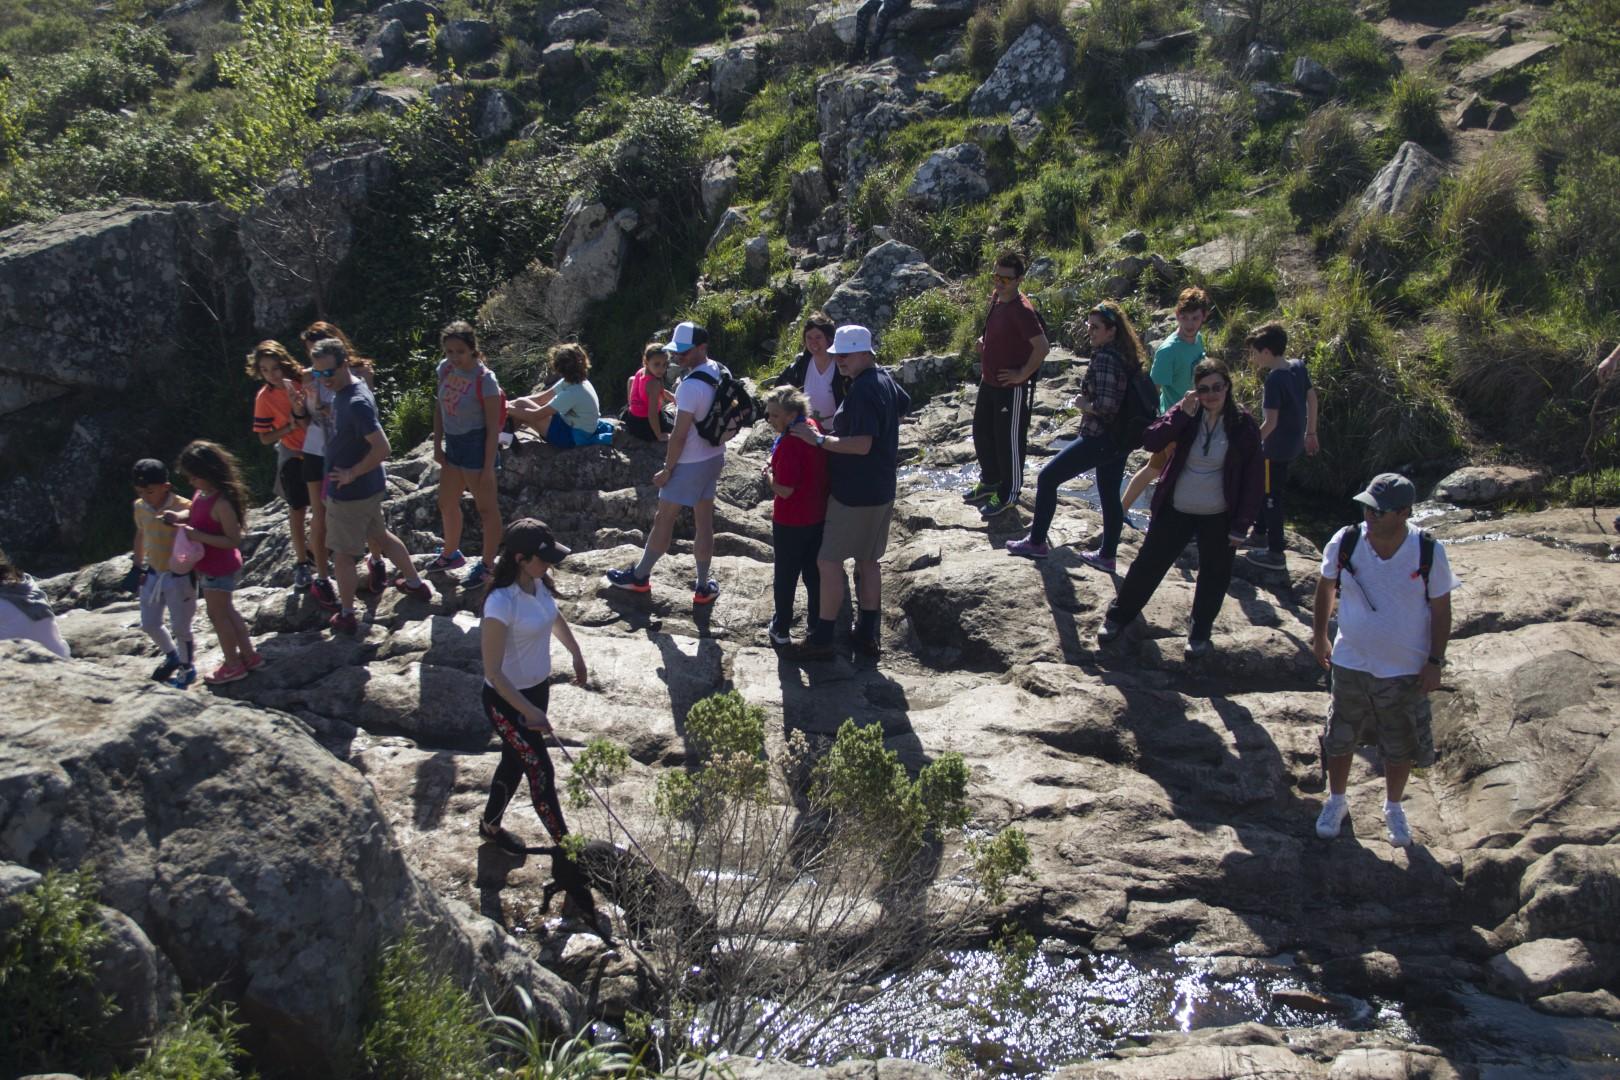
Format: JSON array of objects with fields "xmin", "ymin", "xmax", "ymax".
[
  {"xmin": 325, "ymin": 493, "xmax": 388, "ymax": 557},
  {"xmin": 1147, "ymin": 447, "xmax": 1172, "ymax": 470},
  {"xmin": 1324, "ymin": 664, "xmax": 1435, "ymax": 767},
  {"xmin": 820, "ymin": 497, "xmax": 894, "ymax": 564}
]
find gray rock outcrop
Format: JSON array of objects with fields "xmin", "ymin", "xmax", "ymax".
[
  {"xmin": 545, "ymin": 199, "xmax": 640, "ymax": 333},
  {"xmin": 967, "ymin": 23, "xmax": 1069, "ymax": 117},
  {"xmin": 1356, "ymin": 140, "xmax": 1444, "ymax": 217},
  {"xmin": 1126, "ymin": 73, "xmax": 1236, "ymax": 131},
  {"xmin": 904, "ymin": 143, "xmax": 990, "ymax": 209},
  {"xmin": 821, "ymin": 241, "xmax": 947, "ymax": 332},
  {"xmin": 806, "ymin": 0, "xmax": 974, "ymax": 48},
  {"xmin": 1458, "ymin": 40, "xmax": 1559, "ymax": 86},
  {"xmin": 1436, "ymin": 465, "xmax": 1544, "ymax": 505},
  {"xmin": 1292, "ymin": 55, "xmax": 1340, "ymax": 96},
  {"xmin": 365, "ymin": 18, "xmax": 407, "ymax": 75},
  {"xmin": 788, "ymin": 166, "xmax": 833, "ymax": 233},
  {"xmin": 817, "ymin": 63, "xmax": 928, "ymax": 189},
  {"xmin": 475, "ymin": 88, "xmax": 523, "ymax": 141},
  {"xmin": 701, "ymin": 155, "xmax": 739, "ymax": 220},
  {"xmin": 375, "ymin": 0, "xmax": 443, "ymax": 32},
  {"xmin": 711, "ymin": 41, "xmax": 768, "ymax": 121},
  {"xmin": 547, "ymin": 7, "xmax": 608, "ymax": 40},
  {"xmin": 438, "ymin": 18, "xmax": 498, "ymax": 65}
]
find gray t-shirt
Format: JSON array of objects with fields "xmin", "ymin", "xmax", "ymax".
[
  {"xmin": 1172, "ymin": 416, "xmax": 1229, "ymax": 516},
  {"xmin": 438, "ymin": 360, "xmax": 502, "ymax": 437}
]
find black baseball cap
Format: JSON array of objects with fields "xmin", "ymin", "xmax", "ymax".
[
  {"xmin": 504, "ymin": 518, "xmax": 571, "ymax": 564},
  {"xmin": 132, "ymin": 459, "xmax": 168, "ymax": 485},
  {"xmin": 1352, "ymin": 473, "xmax": 1417, "ymax": 512}
]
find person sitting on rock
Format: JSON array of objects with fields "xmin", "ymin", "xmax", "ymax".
[
  {"xmin": 852, "ymin": 0, "xmax": 910, "ymax": 61},
  {"xmin": 427, "ymin": 320, "xmax": 503, "ymax": 589},
  {"xmin": 761, "ymin": 385, "xmax": 829, "ymax": 648},
  {"xmin": 509, "ymin": 343, "xmax": 614, "ymax": 448},
  {"xmin": 477, "ymin": 518, "xmax": 589, "ymax": 856},
  {"xmin": 1119, "ymin": 287, "xmax": 1210, "ymax": 525},
  {"xmin": 606, "ymin": 322, "xmax": 730, "ymax": 604},
  {"xmin": 1097, "ymin": 359, "xmax": 1263, "ymax": 659},
  {"xmin": 1312, "ymin": 473, "xmax": 1459, "ymax": 849},
  {"xmin": 248, "ymin": 341, "xmax": 314, "ymax": 591},
  {"xmin": 789, "ymin": 324, "xmax": 911, "ymax": 660},
  {"xmin": 772, "ymin": 311, "xmax": 847, "ymax": 426},
  {"xmin": 623, "ymin": 342, "xmax": 676, "ymax": 443},
  {"xmin": 1008, "ymin": 301, "xmax": 1146, "ymax": 568},
  {"xmin": 964, "ymin": 251, "xmax": 1050, "ymax": 522},
  {"xmin": 0, "ymin": 546, "xmax": 69, "ymax": 659},
  {"xmin": 130, "ymin": 458, "xmax": 197, "ymax": 687}
]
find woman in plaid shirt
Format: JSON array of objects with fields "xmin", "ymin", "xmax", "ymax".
[{"xmin": 1009, "ymin": 301, "xmax": 1147, "ymax": 568}]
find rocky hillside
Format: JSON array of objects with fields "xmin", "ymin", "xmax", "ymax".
[{"xmin": 9, "ymin": 365, "xmax": 1620, "ymax": 1076}]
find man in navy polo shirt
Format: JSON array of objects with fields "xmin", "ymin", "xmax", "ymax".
[{"xmin": 789, "ymin": 324, "xmax": 911, "ymax": 660}]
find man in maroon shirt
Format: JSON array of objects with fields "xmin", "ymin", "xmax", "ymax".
[{"xmin": 967, "ymin": 251, "xmax": 1050, "ymax": 521}]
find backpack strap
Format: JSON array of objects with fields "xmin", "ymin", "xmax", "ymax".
[
  {"xmin": 1417, "ymin": 530, "xmax": 1435, "ymax": 601},
  {"xmin": 1333, "ymin": 524, "xmax": 1361, "ymax": 598},
  {"xmin": 687, "ymin": 368, "xmax": 721, "ymax": 388}
]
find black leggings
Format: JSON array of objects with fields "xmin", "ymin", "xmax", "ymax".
[
  {"xmin": 481, "ymin": 682, "xmax": 568, "ymax": 843},
  {"xmin": 1106, "ymin": 504, "xmax": 1236, "ymax": 640},
  {"xmin": 772, "ymin": 520, "xmax": 824, "ymax": 632}
]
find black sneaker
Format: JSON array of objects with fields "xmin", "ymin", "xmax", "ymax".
[{"xmin": 150, "ymin": 651, "xmax": 182, "ymax": 682}]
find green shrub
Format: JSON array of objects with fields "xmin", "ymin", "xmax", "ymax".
[
  {"xmin": 996, "ymin": 0, "xmax": 1070, "ymax": 49},
  {"xmin": 118, "ymin": 996, "xmax": 250, "ymax": 1080},
  {"xmin": 1525, "ymin": 80, "xmax": 1620, "ymax": 170},
  {"xmin": 1544, "ymin": 152, "xmax": 1620, "ymax": 312},
  {"xmin": 883, "ymin": 288, "xmax": 973, "ymax": 363},
  {"xmin": 580, "ymin": 96, "xmax": 716, "ymax": 240},
  {"xmin": 1284, "ymin": 105, "xmax": 1372, "ymax": 225},
  {"xmin": 359, "ymin": 930, "xmax": 487, "ymax": 1080},
  {"xmin": 704, "ymin": 70, "xmax": 818, "ymax": 204},
  {"xmin": 1343, "ymin": 211, "xmax": 1422, "ymax": 297},
  {"xmin": 1018, "ymin": 163, "xmax": 1093, "ymax": 248},
  {"xmin": 964, "ymin": 8, "xmax": 999, "ymax": 77},
  {"xmin": 384, "ymin": 383, "xmax": 436, "ymax": 453},
  {"xmin": 0, "ymin": 867, "xmax": 116, "ymax": 1078},
  {"xmin": 1386, "ymin": 72, "xmax": 1444, "ymax": 147},
  {"xmin": 5, "ymin": 24, "xmax": 175, "ymax": 139},
  {"xmin": 682, "ymin": 289, "xmax": 778, "ymax": 371},
  {"xmin": 1304, "ymin": 22, "xmax": 1398, "ymax": 99},
  {"xmin": 1434, "ymin": 151, "xmax": 1534, "ymax": 283}
]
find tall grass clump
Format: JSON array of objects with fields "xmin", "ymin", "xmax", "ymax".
[
  {"xmin": 882, "ymin": 289, "xmax": 974, "ymax": 362},
  {"xmin": 1434, "ymin": 151, "xmax": 1535, "ymax": 284},
  {"xmin": 1284, "ymin": 106, "xmax": 1373, "ymax": 225},
  {"xmin": 358, "ymin": 930, "xmax": 488, "ymax": 1080},
  {"xmin": 1386, "ymin": 72, "xmax": 1445, "ymax": 147}
]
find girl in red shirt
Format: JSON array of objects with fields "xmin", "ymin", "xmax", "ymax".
[
  {"xmin": 163, "ymin": 441, "xmax": 261, "ymax": 686},
  {"xmin": 761, "ymin": 386, "xmax": 829, "ymax": 647}
]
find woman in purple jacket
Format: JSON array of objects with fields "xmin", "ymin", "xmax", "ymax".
[{"xmin": 1098, "ymin": 357, "xmax": 1263, "ymax": 658}]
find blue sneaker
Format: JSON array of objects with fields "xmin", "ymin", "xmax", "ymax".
[
  {"xmin": 426, "ymin": 549, "xmax": 466, "ymax": 573},
  {"xmin": 168, "ymin": 664, "xmax": 198, "ymax": 690},
  {"xmin": 463, "ymin": 559, "xmax": 490, "ymax": 589},
  {"xmin": 606, "ymin": 568, "xmax": 651, "ymax": 593}
]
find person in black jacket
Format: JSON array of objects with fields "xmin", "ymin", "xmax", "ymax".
[
  {"xmin": 772, "ymin": 312, "xmax": 848, "ymax": 425},
  {"xmin": 1097, "ymin": 358, "xmax": 1264, "ymax": 658}
]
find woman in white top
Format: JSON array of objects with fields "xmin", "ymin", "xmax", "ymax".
[
  {"xmin": 773, "ymin": 311, "xmax": 849, "ymax": 424},
  {"xmin": 0, "ymin": 548, "xmax": 69, "ymax": 658},
  {"xmin": 478, "ymin": 518, "xmax": 588, "ymax": 853}
]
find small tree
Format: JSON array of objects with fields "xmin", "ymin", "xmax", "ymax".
[
  {"xmin": 194, "ymin": 0, "xmax": 338, "ymax": 210},
  {"xmin": 567, "ymin": 692, "xmax": 1032, "ymax": 1066}
]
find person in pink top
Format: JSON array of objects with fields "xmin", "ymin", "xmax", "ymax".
[
  {"xmin": 761, "ymin": 385, "xmax": 829, "ymax": 647},
  {"xmin": 623, "ymin": 342, "xmax": 675, "ymax": 442},
  {"xmin": 163, "ymin": 440, "xmax": 261, "ymax": 686}
]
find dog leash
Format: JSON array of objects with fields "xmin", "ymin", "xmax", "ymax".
[{"xmin": 548, "ymin": 737, "xmax": 659, "ymax": 867}]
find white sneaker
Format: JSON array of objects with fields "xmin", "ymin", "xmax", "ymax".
[
  {"xmin": 1315, "ymin": 795, "xmax": 1348, "ymax": 839},
  {"xmin": 1385, "ymin": 801, "xmax": 1412, "ymax": 847}
]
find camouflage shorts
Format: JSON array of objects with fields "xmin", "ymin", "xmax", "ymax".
[{"xmin": 1324, "ymin": 664, "xmax": 1435, "ymax": 768}]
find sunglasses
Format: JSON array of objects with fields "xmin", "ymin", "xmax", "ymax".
[
  {"xmin": 993, "ymin": 273, "xmax": 1019, "ymax": 284},
  {"xmin": 1195, "ymin": 382, "xmax": 1227, "ymax": 394},
  {"xmin": 310, "ymin": 365, "xmax": 341, "ymax": 379},
  {"xmin": 1364, "ymin": 506, "xmax": 1394, "ymax": 518}
]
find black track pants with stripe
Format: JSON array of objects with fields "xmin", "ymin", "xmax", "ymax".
[{"xmin": 972, "ymin": 380, "xmax": 1035, "ymax": 502}]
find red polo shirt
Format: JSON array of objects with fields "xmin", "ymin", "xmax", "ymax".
[
  {"xmin": 770, "ymin": 419, "xmax": 829, "ymax": 527},
  {"xmin": 980, "ymin": 294, "xmax": 1045, "ymax": 384}
]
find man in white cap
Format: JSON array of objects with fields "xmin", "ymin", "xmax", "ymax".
[
  {"xmin": 790, "ymin": 324, "xmax": 910, "ymax": 659},
  {"xmin": 1312, "ymin": 472, "xmax": 1458, "ymax": 848},
  {"xmin": 606, "ymin": 322, "xmax": 727, "ymax": 604}
]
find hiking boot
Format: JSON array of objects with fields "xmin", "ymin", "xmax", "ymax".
[
  {"xmin": 1240, "ymin": 530, "xmax": 1269, "ymax": 550},
  {"xmin": 150, "ymin": 651, "xmax": 182, "ymax": 683},
  {"xmin": 692, "ymin": 579, "xmax": 720, "ymax": 605},
  {"xmin": 1097, "ymin": 618, "xmax": 1124, "ymax": 644},
  {"xmin": 1185, "ymin": 637, "xmax": 1213, "ymax": 659},
  {"xmin": 792, "ymin": 638, "xmax": 838, "ymax": 662},
  {"xmin": 425, "ymin": 549, "xmax": 466, "ymax": 574},
  {"xmin": 1385, "ymin": 801, "xmax": 1412, "ymax": 847},
  {"xmin": 204, "ymin": 661, "xmax": 248, "ymax": 686},
  {"xmin": 1078, "ymin": 550, "xmax": 1117, "ymax": 573},
  {"xmin": 962, "ymin": 481, "xmax": 996, "ymax": 504},
  {"xmin": 852, "ymin": 632, "xmax": 881, "ymax": 658},
  {"xmin": 309, "ymin": 577, "xmax": 339, "ymax": 611},
  {"xmin": 395, "ymin": 577, "xmax": 434, "ymax": 604},
  {"xmin": 1245, "ymin": 549, "xmax": 1288, "ymax": 571},
  {"xmin": 366, "ymin": 557, "xmax": 387, "ymax": 594},
  {"xmin": 292, "ymin": 561, "xmax": 313, "ymax": 590},
  {"xmin": 767, "ymin": 621, "xmax": 793, "ymax": 647},
  {"xmin": 1315, "ymin": 795, "xmax": 1349, "ymax": 839},
  {"xmin": 1006, "ymin": 535, "xmax": 1050, "ymax": 559},
  {"xmin": 979, "ymin": 494, "xmax": 1016, "ymax": 520},
  {"xmin": 168, "ymin": 664, "xmax": 197, "ymax": 690},
  {"xmin": 463, "ymin": 559, "xmax": 491, "ymax": 589},
  {"xmin": 329, "ymin": 610, "xmax": 360, "ymax": 635},
  {"xmin": 606, "ymin": 568, "xmax": 651, "ymax": 593}
]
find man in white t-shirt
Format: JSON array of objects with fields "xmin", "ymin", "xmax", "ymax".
[
  {"xmin": 606, "ymin": 321, "xmax": 728, "ymax": 604},
  {"xmin": 1312, "ymin": 473, "xmax": 1459, "ymax": 848}
]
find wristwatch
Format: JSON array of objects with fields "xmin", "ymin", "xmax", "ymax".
[
  {"xmin": 815, "ymin": 432, "xmax": 827, "ymax": 447},
  {"xmin": 1428, "ymin": 655, "xmax": 1447, "ymax": 668}
]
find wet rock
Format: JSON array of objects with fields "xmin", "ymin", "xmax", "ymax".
[
  {"xmin": 702, "ymin": 155, "xmax": 739, "ymax": 220},
  {"xmin": 1435, "ymin": 464, "xmax": 1544, "ymax": 505},
  {"xmin": 547, "ymin": 7, "xmax": 608, "ymax": 40},
  {"xmin": 821, "ymin": 241, "xmax": 948, "ymax": 333},
  {"xmin": 365, "ymin": 18, "xmax": 407, "ymax": 75},
  {"xmin": 904, "ymin": 143, "xmax": 990, "ymax": 209},
  {"xmin": 967, "ymin": 23, "xmax": 1069, "ymax": 117},
  {"xmin": 1458, "ymin": 40, "xmax": 1560, "ymax": 86},
  {"xmin": 1488, "ymin": 938, "xmax": 1610, "ymax": 998},
  {"xmin": 1126, "ymin": 73, "xmax": 1237, "ymax": 131},
  {"xmin": 375, "ymin": 0, "xmax": 443, "ymax": 32},
  {"xmin": 1356, "ymin": 141, "xmax": 1444, "ymax": 218},
  {"xmin": 1292, "ymin": 56, "xmax": 1340, "ymax": 96},
  {"xmin": 438, "ymin": 19, "xmax": 498, "ymax": 65}
]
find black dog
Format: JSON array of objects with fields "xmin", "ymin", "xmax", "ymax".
[{"xmin": 529, "ymin": 839, "xmax": 716, "ymax": 961}]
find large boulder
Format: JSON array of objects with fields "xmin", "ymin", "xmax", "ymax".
[
  {"xmin": 375, "ymin": 0, "xmax": 443, "ymax": 32},
  {"xmin": 806, "ymin": 0, "xmax": 975, "ymax": 48},
  {"xmin": 438, "ymin": 18, "xmax": 498, "ymax": 65},
  {"xmin": 1488, "ymin": 938, "xmax": 1611, "ymax": 999},
  {"xmin": 1459, "ymin": 40, "xmax": 1559, "ymax": 86},
  {"xmin": 365, "ymin": 18, "xmax": 407, "ymax": 75},
  {"xmin": 821, "ymin": 241, "xmax": 947, "ymax": 333},
  {"xmin": 0, "ymin": 643, "xmax": 581, "ymax": 1077},
  {"xmin": 967, "ymin": 23, "xmax": 1069, "ymax": 117},
  {"xmin": 545, "ymin": 199, "xmax": 641, "ymax": 333},
  {"xmin": 1435, "ymin": 464, "xmax": 1544, "ymax": 506},
  {"xmin": 1125, "ymin": 73, "xmax": 1237, "ymax": 132},
  {"xmin": 904, "ymin": 143, "xmax": 990, "ymax": 209},
  {"xmin": 1356, "ymin": 141, "xmax": 1444, "ymax": 218},
  {"xmin": 816, "ymin": 63, "xmax": 928, "ymax": 189},
  {"xmin": 711, "ymin": 41, "xmax": 768, "ymax": 121},
  {"xmin": 547, "ymin": 7, "xmax": 608, "ymax": 40}
]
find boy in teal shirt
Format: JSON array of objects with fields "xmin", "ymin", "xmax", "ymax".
[{"xmin": 1120, "ymin": 287, "xmax": 1210, "ymax": 515}]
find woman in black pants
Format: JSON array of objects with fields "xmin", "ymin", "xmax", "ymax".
[
  {"xmin": 1099, "ymin": 358, "xmax": 1263, "ymax": 658},
  {"xmin": 477, "ymin": 518, "xmax": 589, "ymax": 852}
]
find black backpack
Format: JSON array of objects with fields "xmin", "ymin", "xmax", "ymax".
[
  {"xmin": 687, "ymin": 365, "xmax": 758, "ymax": 446},
  {"xmin": 1335, "ymin": 525, "xmax": 1438, "ymax": 603},
  {"xmin": 1105, "ymin": 350, "xmax": 1158, "ymax": 453}
]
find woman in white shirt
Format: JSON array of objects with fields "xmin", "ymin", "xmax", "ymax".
[
  {"xmin": 0, "ymin": 548, "xmax": 69, "ymax": 659},
  {"xmin": 478, "ymin": 519, "xmax": 588, "ymax": 853}
]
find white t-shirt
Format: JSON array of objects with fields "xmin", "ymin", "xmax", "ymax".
[
  {"xmin": 482, "ymin": 581, "xmax": 558, "ymax": 690},
  {"xmin": 302, "ymin": 381, "xmax": 335, "ymax": 457},
  {"xmin": 674, "ymin": 359, "xmax": 726, "ymax": 465},
  {"xmin": 0, "ymin": 602, "xmax": 70, "ymax": 658},
  {"xmin": 1320, "ymin": 522, "xmax": 1459, "ymax": 678},
  {"xmin": 803, "ymin": 354, "xmax": 838, "ymax": 422}
]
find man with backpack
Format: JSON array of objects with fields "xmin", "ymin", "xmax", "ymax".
[
  {"xmin": 964, "ymin": 251, "xmax": 1050, "ymax": 522},
  {"xmin": 789, "ymin": 325, "xmax": 911, "ymax": 660},
  {"xmin": 1312, "ymin": 473, "xmax": 1459, "ymax": 848},
  {"xmin": 606, "ymin": 322, "xmax": 740, "ymax": 604}
]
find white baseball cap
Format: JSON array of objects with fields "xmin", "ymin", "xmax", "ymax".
[
  {"xmin": 661, "ymin": 321, "xmax": 709, "ymax": 354},
  {"xmin": 828, "ymin": 325, "xmax": 874, "ymax": 355}
]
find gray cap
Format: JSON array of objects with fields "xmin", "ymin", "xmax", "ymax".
[{"xmin": 1352, "ymin": 472, "xmax": 1416, "ymax": 512}]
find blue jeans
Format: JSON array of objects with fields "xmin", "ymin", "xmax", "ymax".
[{"xmin": 1029, "ymin": 434, "xmax": 1127, "ymax": 555}]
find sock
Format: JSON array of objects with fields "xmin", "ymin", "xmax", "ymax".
[
  {"xmin": 809, "ymin": 617, "xmax": 836, "ymax": 645},
  {"xmin": 856, "ymin": 608, "xmax": 879, "ymax": 639},
  {"xmin": 694, "ymin": 558, "xmax": 711, "ymax": 587},
  {"xmin": 633, "ymin": 547, "xmax": 662, "ymax": 579}
]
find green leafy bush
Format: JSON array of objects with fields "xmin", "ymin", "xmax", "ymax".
[
  {"xmin": 681, "ymin": 289, "xmax": 778, "ymax": 370},
  {"xmin": 885, "ymin": 289, "xmax": 969, "ymax": 364},
  {"xmin": 359, "ymin": 930, "xmax": 487, "ymax": 1080},
  {"xmin": 4, "ymin": 24, "xmax": 174, "ymax": 139},
  {"xmin": 117, "ymin": 996, "xmax": 250, "ymax": 1080},
  {"xmin": 1284, "ymin": 105, "xmax": 1372, "ymax": 225}
]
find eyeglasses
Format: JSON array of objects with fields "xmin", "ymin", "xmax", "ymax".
[
  {"xmin": 1195, "ymin": 382, "xmax": 1227, "ymax": 394},
  {"xmin": 993, "ymin": 273, "xmax": 1019, "ymax": 284},
  {"xmin": 310, "ymin": 365, "xmax": 341, "ymax": 379}
]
